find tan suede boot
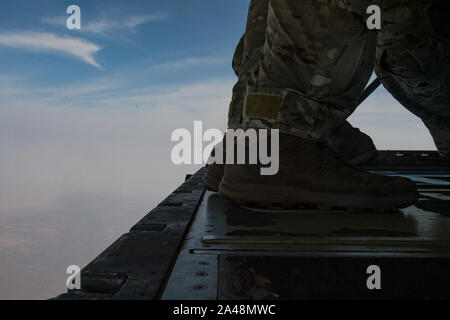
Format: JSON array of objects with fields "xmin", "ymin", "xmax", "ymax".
[{"xmin": 219, "ymin": 133, "xmax": 418, "ymax": 211}]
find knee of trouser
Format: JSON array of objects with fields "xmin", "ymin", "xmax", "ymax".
[{"xmin": 378, "ymin": 1, "xmax": 433, "ymax": 49}]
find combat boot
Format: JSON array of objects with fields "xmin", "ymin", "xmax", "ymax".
[
  {"xmin": 204, "ymin": 121, "xmax": 378, "ymax": 191},
  {"xmin": 220, "ymin": 133, "xmax": 418, "ymax": 211}
]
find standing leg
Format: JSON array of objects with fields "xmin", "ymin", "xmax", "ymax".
[{"xmin": 243, "ymin": 0, "xmax": 378, "ymax": 140}]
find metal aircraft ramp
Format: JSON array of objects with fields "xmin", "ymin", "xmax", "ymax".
[{"xmin": 55, "ymin": 151, "xmax": 450, "ymax": 300}]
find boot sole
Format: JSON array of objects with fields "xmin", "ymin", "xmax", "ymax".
[{"xmin": 220, "ymin": 176, "xmax": 418, "ymax": 211}]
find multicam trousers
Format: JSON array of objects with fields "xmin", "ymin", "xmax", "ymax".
[{"xmin": 227, "ymin": 0, "xmax": 449, "ymax": 152}]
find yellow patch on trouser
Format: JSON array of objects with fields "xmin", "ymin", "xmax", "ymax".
[{"xmin": 243, "ymin": 93, "xmax": 283, "ymax": 121}]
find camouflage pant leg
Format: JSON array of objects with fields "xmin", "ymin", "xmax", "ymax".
[
  {"xmin": 231, "ymin": 35, "xmax": 245, "ymax": 77},
  {"xmin": 228, "ymin": 0, "xmax": 269, "ymax": 129},
  {"xmin": 375, "ymin": 0, "xmax": 450, "ymax": 153},
  {"xmin": 242, "ymin": 0, "xmax": 378, "ymax": 140}
]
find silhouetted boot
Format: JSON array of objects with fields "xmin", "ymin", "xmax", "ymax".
[{"xmin": 219, "ymin": 132, "xmax": 418, "ymax": 211}]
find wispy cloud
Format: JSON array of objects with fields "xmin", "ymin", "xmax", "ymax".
[
  {"xmin": 41, "ymin": 13, "xmax": 167, "ymax": 38},
  {"xmin": 0, "ymin": 32, "xmax": 102, "ymax": 68},
  {"xmin": 84, "ymin": 14, "xmax": 167, "ymax": 36},
  {"xmin": 152, "ymin": 56, "xmax": 229, "ymax": 69}
]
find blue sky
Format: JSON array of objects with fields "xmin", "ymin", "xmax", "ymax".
[{"xmin": 0, "ymin": 0, "xmax": 248, "ymax": 89}]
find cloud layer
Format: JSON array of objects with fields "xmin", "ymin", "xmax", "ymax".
[
  {"xmin": 0, "ymin": 32, "xmax": 102, "ymax": 68},
  {"xmin": 84, "ymin": 14, "xmax": 167, "ymax": 35},
  {"xmin": 152, "ymin": 56, "xmax": 229, "ymax": 69},
  {"xmin": 41, "ymin": 13, "xmax": 167, "ymax": 39}
]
